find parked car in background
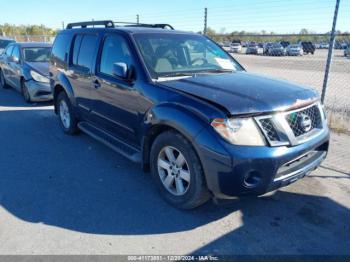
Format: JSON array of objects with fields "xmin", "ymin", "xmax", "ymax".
[
  {"xmin": 263, "ymin": 42, "xmax": 273, "ymax": 55},
  {"xmin": 50, "ymin": 20, "xmax": 329, "ymax": 209},
  {"xmin": 345, "ymin": 45, "xmax": 350, "ymax": 57},
  {"xmin": 280, "ymin": 41, "xmax": 290, "ymax": 49},
  {"xmin": 319, "ymin": 43, "xmax": 329, "ymax": 49},
  {"xmin": 246, "ymin": 43, "xmax": 259, "ymax": 54},
  {"xmin": 266, "ymin": 43, "xmax": 286, "ymax": 56},
  {"xmin": 286, "ymin": 44, "xmax": 303, "ymax": 56},
  {"xmin": 0, "ymin": 37, "xmax": 15, "ymax": 54},
  {"xmin": 222, "ymin": 41, "xmax": 231, "ymax": 52},
  {"xmin": 301, "ymin": 41, "xmax": 316, "ymax": 55},
  {"xmin": 0, "ymin": 42, "xmax": 52, "ymax": 102},
  {"xmin": 230, "ymin": 42, "xmax": 242, "ymax": 53}
]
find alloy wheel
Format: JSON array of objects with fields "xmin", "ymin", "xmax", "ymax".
[
  {"xmin": 157, "ymin": 146, "xmax": 191, "ymax": 196},
  {"xmin": 59, "ymin": 100, "xmax": 71, "ymax": 129}
]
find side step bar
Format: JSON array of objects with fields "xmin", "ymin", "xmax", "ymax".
[{"xmin": 78, "ymin": 122, "xmax": 141, "ymax": 163}]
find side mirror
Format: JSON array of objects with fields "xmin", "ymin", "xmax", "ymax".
[
  {"xmin": 112, "ymin": 62, "xmax": 128, "ymax": 79},
  {"xmin": 8, "ymin": 56, "xmax": 19, "ymax": 63}
]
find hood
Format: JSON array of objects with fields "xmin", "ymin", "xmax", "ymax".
[
  {"xmin": 159, "ymin": 71, "xmax": 318, "ymax": 116},
  {"xmin": 25, "ymin": 62, "xmax": 49, "ymax": 76}
]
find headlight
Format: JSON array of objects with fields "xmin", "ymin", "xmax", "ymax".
[
  {"xmin": 211, "ymin": 118, "xmax": 266, "ymax": 146},
  {"xmin": 30, "ymin": 70, "xmax": 49, "ymax": 83}
]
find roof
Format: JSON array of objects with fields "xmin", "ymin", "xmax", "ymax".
[{"xmin": 14, "ymin": 42, "xmax": 52, "ymax": 48}]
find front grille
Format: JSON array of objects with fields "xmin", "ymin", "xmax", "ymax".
[
  {"xmin": 259, "ymin": 118, "xmax": 280, "ymax": 142},
  {"xmin": 256, "ymin": 103, "xmax": 325, "ymax": 147},
  {"xmin": 285, "ymin": 105, "xmax": 322, "ymax": 137}
]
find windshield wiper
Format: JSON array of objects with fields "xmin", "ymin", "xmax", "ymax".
[
  {"xmin": 158, "ymin": 72, "xmax": 195, "ymax": 78},
  {"xmin": 197, "ymin": 69, "xmax": 234, "ymax": 74}
]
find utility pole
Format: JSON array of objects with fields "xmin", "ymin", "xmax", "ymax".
[
  {"xmin": 204, "ymin": 7, "xmax": 208, "ymax": 35},
  {"xmin": 321, "ymin": 0, "xmax": 341, "ymax": 104},
  {"xmin": 62, "ymin": 21, "xmax": 65, "ymax": 30},
  {"xmin": 137, "ymin": 14, "xmax": 140, "ymax": 24}
]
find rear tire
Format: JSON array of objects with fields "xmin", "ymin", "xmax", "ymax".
[
  {"xmin": 0, "ymin": 69, "xmax": 8, "ymax": 89},
  {"xmin": 150, "ymin": 131, "xmax": 210, "ymax": 209},
  {"xmin": 56, "ymin": 91, "xmax": 79, "ymax": 135}
]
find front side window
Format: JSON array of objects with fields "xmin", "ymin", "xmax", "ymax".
[
  {"xmin": 134, "ymin": 33, "xmax": 243, "ymax": 79},
  {"xmin": 23, "ymin": 47, "xmax": 51, "ymax": 62},
  {"xmin": 51, "ymin": 33, "xmax": 72, "ymax": 65},
  {"xmin": 99, "ymin": 34, "xmax": 133, "ymax": 76}
]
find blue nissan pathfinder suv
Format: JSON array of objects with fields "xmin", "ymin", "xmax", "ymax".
[{"xmin": 50, "ymin": 21, "xmax": 329, "ymax": 209}]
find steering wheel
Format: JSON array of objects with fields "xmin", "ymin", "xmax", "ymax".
[{"xmin": 191, "ymin": 57, "xmax": 208, "ymax": 66}]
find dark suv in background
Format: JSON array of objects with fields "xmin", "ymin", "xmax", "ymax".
[{"xmin": 50, "ymin": 21, "xmax": 329, "ymax": 209}]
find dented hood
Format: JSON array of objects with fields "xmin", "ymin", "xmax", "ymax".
[{"xmin": 160, "ymin": 71, "xmax": 318, "ymax": 116}]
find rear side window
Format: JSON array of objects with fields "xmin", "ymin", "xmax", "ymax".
[
  {"xmin": 5, "ymin": 45, "xmax": 14, "ymax": 56},
  {"xmin": 12, "ymin": 46, "xmax": 20, "ymax": 60},
  {"xmin": 72, "ymin": 35, "xmax": 83, "ymax": 65},
  {"xmin": 51, "ymin": 33, "xmax": 73, "ymax": 67},
  {"xmin": 73, "ymin": 35, "xmax": 98, "ymax": 71}
]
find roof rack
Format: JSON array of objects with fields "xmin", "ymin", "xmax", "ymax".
[
  {"xmin": 65, "ymin": 20, "xmax": 174, "ymax": 30},
  {"xmin": 66, "ymin": 20, "xmax": 115, "ymax": 29},
  {"xmin": 114, "ymin": 22, "xmax": 174, "ymax": 30}
]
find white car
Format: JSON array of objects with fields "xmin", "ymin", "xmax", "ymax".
[
  {"xmin": 286, "ymin": 44, "xmax": 303, "ymax": 56},
  {"xmin": 230, "ymin": 43, "xmax": 242, "ymax": 53}
]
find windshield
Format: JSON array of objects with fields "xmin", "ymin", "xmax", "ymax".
[
  {"xmin": 0, "ymin": 39, "xmax": 14, "ymax": 49},
  {"xmin": 23, "ymin": 47, "xmax": 51, "ymax": 62},
  {"xmin": 134, "ymin": 33, "xmax": 243, "ymax": 79},
  {"xmin": 272, "ymin": 43, "xmax": 283, "ymax": 48},
  {"xmin": 232, "ymin": 43, "xmax": 240, "ymax": 46},
  {"xmin": 289, "ymin": 45, "xmax": 300, "ymax": 48}
]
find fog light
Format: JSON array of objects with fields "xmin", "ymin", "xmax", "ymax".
[{"xmin": 243, "ymin": 171, "xmax": 262, "ymax": 188}]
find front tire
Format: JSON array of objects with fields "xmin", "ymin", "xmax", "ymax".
[
  {"xmin": 56, "ymin": 92, "xmax": 79, "ymax": 135},
  {"xmin": 21, "ymin": 80, "xmax": 31, "ymax": 103},
  {"xmin": 150, "ymin": 131, "xmax": 210, "ymax": 209}
]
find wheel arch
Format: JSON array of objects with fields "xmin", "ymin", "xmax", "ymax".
[
  {"xmin": 53, "ymin": 74, "xmax": 76, "ymax": 114},
  {"xmin": 141, "ymin": 104, "xmax": 208, "ymax": 173}
]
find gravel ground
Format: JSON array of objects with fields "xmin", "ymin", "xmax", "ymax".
[{"xmin": 0, "ymin": 81, "xmax": 349, "ymax": 255}]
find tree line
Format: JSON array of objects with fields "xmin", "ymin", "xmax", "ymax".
[{"xmin": 0, "ymin": 24, "xmax": 57, "ymax": 36}]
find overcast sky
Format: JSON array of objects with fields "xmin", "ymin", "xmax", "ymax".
[{"xmin": 0, "ymin": 0, "xmax": 349, "ymax": 33}]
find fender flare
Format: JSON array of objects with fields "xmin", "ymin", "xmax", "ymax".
[
  {"xmin": 141, "ymin": 102, "xmax": 208, "ymax": 169},
  {"xmin": 53, "ymin": 73, "xmax": 76, "ymax": 112}
]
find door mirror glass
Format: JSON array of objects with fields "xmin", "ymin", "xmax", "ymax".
[{"xmin": 112, "ymin": 62, "xmax": 128, "ymax": 79}]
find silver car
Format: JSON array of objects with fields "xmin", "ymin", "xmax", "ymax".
[
  {"xmin": 287, "ymin": 44, "xmax": 303, "ymax": 56},
  {"xmin": 0, "ymin": 37, "xmax": 15, "ymax": 54},
  {"xmin": 0, "ymin": 42, "xmax": 52, "ymax": 102},
  {"xmin": 345, "ymin": 45, "xmax": 350, "ymax": 57}
]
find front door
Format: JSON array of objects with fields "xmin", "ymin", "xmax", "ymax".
[{"xmin": 90, "ymin": 33, "xmax": 140, "ymax": 146}]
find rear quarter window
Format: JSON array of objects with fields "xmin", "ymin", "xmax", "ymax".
[{"xmin": 51, "ymin": 33, "xmax": 73, "ymax": 68}]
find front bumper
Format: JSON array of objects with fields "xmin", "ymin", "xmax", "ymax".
[
  {"xmin": 26, "ymin": 80, "xmax": 53, "ymax": 102},
  {"xmin": 195, "ymin": 126, "xmax": 330, "ymax": 199}
]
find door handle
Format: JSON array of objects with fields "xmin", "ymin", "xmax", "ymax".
[{"xmin": 93, "ymin": 79, "xmax": 101, "ymax": 89}]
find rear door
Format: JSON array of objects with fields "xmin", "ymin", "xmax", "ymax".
[
  {"xmin": 8, "ymin": 45, "xmax": 21, "ymax": 90},
  {"xmin": 67, "ymin": 33, "xmax": 99, "ymax": 119},
  {"xmin": 2, "ymin": 44, "xmax": 14, "ymax": 82}
]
